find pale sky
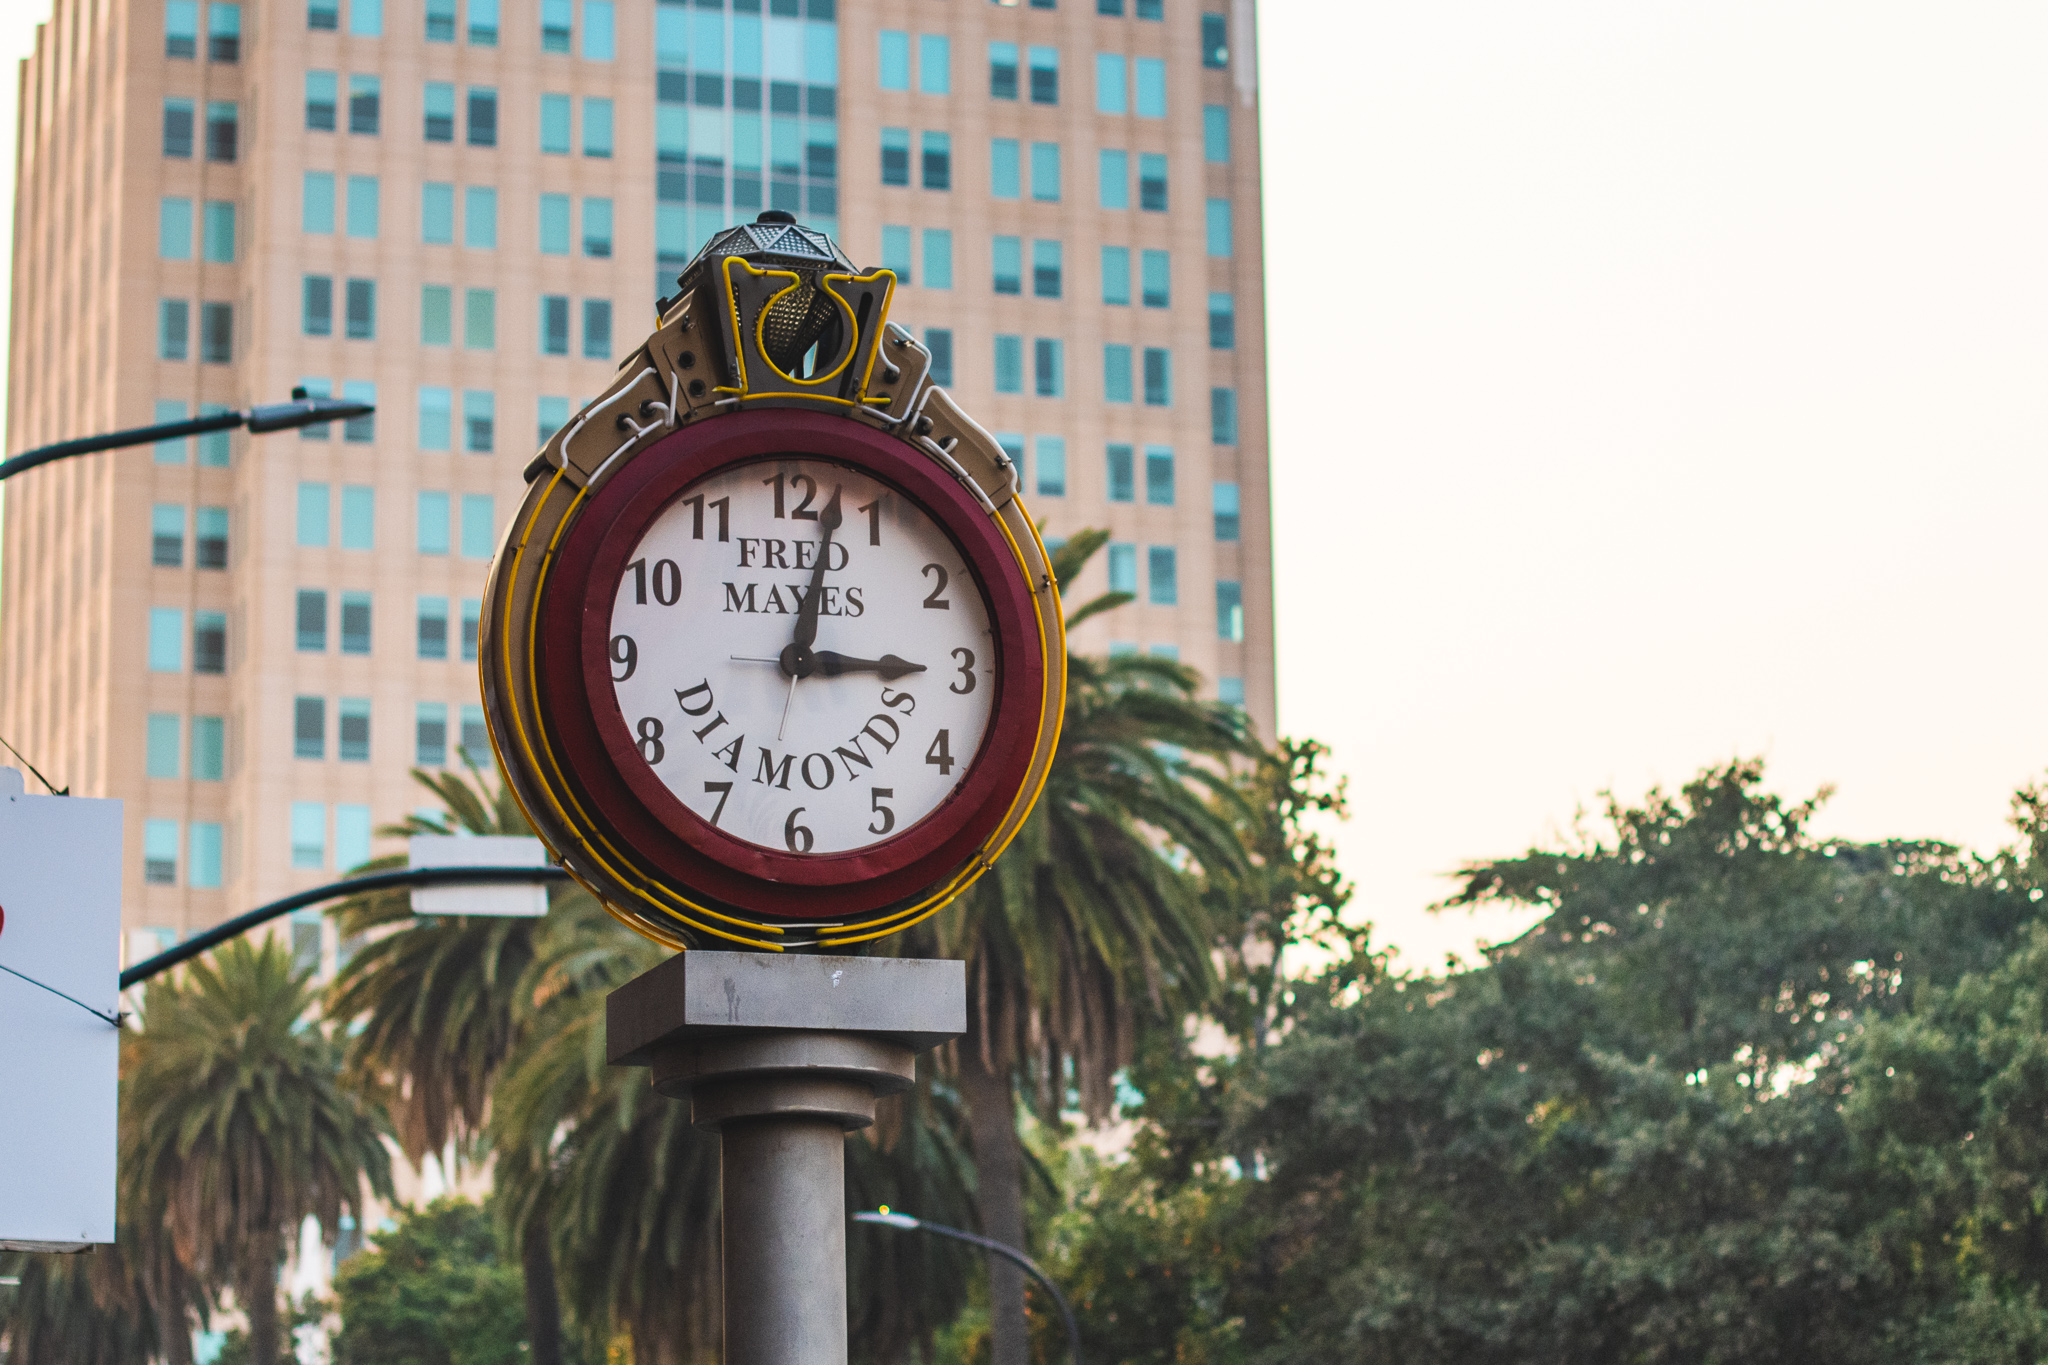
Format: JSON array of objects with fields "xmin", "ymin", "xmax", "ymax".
[{"xmin": 7, "ymin": 3, "xmax": 2047, "ymax": 971}]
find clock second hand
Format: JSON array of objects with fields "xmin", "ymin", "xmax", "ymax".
[{"xmin": 777, "ymin": 670, "xmax": 797, "ymax": 741}]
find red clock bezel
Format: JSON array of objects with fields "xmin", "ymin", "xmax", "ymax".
[{"xmin": 534, "ymin": 409, "xmax": 1046, "ymax": 920}]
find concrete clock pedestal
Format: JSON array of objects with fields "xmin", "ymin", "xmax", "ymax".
[{"xmin": 609, "ymin": 950, "xmax": 965, "ymax": 1365}]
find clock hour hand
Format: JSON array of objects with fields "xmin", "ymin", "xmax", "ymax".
[
  {"xmin": 788, "ymin": 486, "xmax": 843, "ymax": 658},
  {"xmin": 811, "ymin": 651, "xmax": 927, "ymax": 681}
]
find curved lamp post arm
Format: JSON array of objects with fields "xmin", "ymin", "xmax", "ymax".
[
  {"xmin": 118, "ymin": 864, "xmax": 570, "ymax": 989},
  {"xmin": 0, "ymin": 394, "xmax": 376, "ymax": 485},
  {"xmin": 854, "ymin": 1210, "xmax": 1083, "ymax": 1365}
]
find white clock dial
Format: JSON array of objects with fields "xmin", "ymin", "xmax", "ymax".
[{"xmin": 605, "ymin": 457, "xmax": 997, "ymax": 855}]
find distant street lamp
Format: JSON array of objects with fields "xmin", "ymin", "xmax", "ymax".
[
  {"xmin": 854, "ymin": 1208, "xmax": 1084, "ymax": 1365},
  {"xmin": 0, "ymin": 388, "xmax": 375, "ymax": 484}
]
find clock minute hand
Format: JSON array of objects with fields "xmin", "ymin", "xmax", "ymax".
[
  {"xmin": 812, "ymin": 651, "xmax": 927, "ymax": 682},
  {"xmin": 790, "ymin": 486, "xmax": 843, "ymax": 655}
]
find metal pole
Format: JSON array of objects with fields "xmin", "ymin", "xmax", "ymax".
[
  {"xmin": 0, "ymin": 394, "xmax": 375, "ymax": 484},
  {"xmin": 723, "ymin": 1115, "xmax": 853, "ymax": 1362},
  {"xmin": 854, "ymin": 1211, "xmax": 1084, "ymax": 1365}
]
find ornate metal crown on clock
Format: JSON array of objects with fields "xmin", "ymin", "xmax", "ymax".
[{"xmin": 480, "ymin": 212, "xmax": 1066, "ymax": 952}]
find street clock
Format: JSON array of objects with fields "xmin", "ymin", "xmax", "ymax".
[{"xmin": 480, "ymin": 213, "xmax": 1065, "ymax": 951}]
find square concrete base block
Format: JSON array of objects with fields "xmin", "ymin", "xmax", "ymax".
[{"xmin": 608, "ymin": 950, "xmax": 966, "ymax": 1365}]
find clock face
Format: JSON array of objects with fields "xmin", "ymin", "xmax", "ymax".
[{"xmin": 604, "ymin": 455, "xmax": 998, "ymax": 856}]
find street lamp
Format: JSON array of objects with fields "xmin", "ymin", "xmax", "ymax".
[
  {"xmin": 853, "ymin": 1208, "xmax": 1084, "ymax": 1365},
  {"xmin": 0, "ymin": 389, "xmax": 376, "ymax": 484}
]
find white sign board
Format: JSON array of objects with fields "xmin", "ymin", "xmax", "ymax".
[
  {"xmin": 0, "ymin": 766, "xmax": 121, "ymax": 1250},
  {"xmin": 408, "ymin": 835, "xmax": 551, "ymax": 917}
]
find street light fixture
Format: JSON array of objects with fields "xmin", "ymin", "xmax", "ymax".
[
  {"xmin": 0, "ymin": 388, "xmax": 376, "ymax": 485},
  {"xmin": 853, "ymin": 1208, "xmax": 1084, "ymax": 1365}
]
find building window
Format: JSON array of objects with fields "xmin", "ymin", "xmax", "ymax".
[
  {"xmin": 1108, "ymin": 542, "xmax": 1137, "ymax": 595},
  {"xmin": 199, "ymin": 303, "xmax": 233, "ymax": 362},
  {"xmin": 1034, "ymin": 339, "xmax": 1064, "ymax": 397},
  {"xmin": 303, "ymin": 276, "xmax": 334, "ymax": 336},
  {"xmin": 989, "ymin": 41, "xmax": 1018, "ymax": 99},
  {"xmin": 417, "ymin": 703, "xmax": 450, "ymax": 767},
  {"xmin": 303, "ymin": 173, "xmax": 336, "ymax": 233},
  {"xmin": 341, "ymin": 383, "xmax": 375, "ymax": 440},
  {"xmin": 295, "ymin": 697, "xmax": 327, "ymax": 758},
  {"xmin": 1207, "ymin": 198, "xmax": 1233, "ymax": 257},
  {"xmin": 160, "ymin": 197, "xmax": 194, "ymax": 259},
  {"xmin": 352, "ymin": 0, "xmax": 383, "ymax": 35},
  {"xmin": 582, "ymin": 197, "xmax": 613, "ymax": 257},
  {"xmin": 1103, "ymin": 344, "xmax": 1132, "ymax": 404},
  {"xmin": 541, "ymin": 296, "xmax": 570, "ymax": 355},
  {"xmin": 1216, "ymin": 580, "xmax": 1243, "ymax": 641},
  {"xmin": 195, "ymin": 404, "xmax": 231, "ymax": 467},
  {"xmin": 298, "ymin": 483, "xmax": 331, "ymax": 547},
  {"xmin": 583, "ymin": 300, "xmax": 612, "ymax": 359},
  {"xmin": 193, "ymin": 717, "xmax": 226, "ymax": 780},
  {"xmin": 1030, "ymin": 142, "xmax": 1060, "ymax": 201},
  {"xmin": 422, "ymin": 183, "xmax": 454, "ymax": 243},
  {"xmin": 464, "ymin": 187, "xmax": 498, "ymax": 248},
  {"xmin": 154, "ymin": 400, "xmax": 190, "ymax": 462},
  {"xmin": 1107, "ymin": 443, "xmax": 1134, "ymax": 502},
  {"xmin": 426, "ymin": 0, "xmax": 454, "ymax": 40},
  {"xmin": 583, "ymin": 0, "xmax": 614, "ymax": 58},
  {"xmin": 541, "ymin": 0, "xmax": 571, "ymax": 51},
  {"xmin": 418, "ymin": 596, "xmax": 450, "ymax": 659},
  {"xmin": 881, "ymin": 225, "xmax": 913, "ymax": 282},
  {"xmin": 880, "ymin": 30, "xmax": 910, "ymax": 90},
  {"xmin": 881, "ymin": 127, "xmax": 910, "ymax": 185},
  {"xmin": 309, "ymin": 0, "xmax": 337, "ymax": 27},
  {"xmin": 993, "ymin": 236, "xmax": 1022, "ymax": 295},
  {"xmin": 167, "ymin": 1, "xmax": 199, "ymax": 56},
  {"xmin": 1096, "ymin": 53, "xmax": 1126, "ymax": 114},
  {"xmin": 461, "ymin": 599, "xmax": 482, "ymax": 661},
  {"xmin": 197, "ymin": 506, "xmax": 230, "ymax": 566},
  {"xmin": 464, "ymin": 290, "xmax": 496, "ymax": 349},
  {"xmin": 994, "ymin": 335, "xmax": 1023, "ymax": 394},
  {"xmin": 538, "ymin": 396, "xmax": 570, "ymax": 445},
  {"xmin": 1138, "ymin": 0, "xmax": 1164, "ymax": 17},
  {"xmin": 193, "ymin": 612, "xmax": 227, "ymax": 674},
  {"xmin": 1138, "ymin": 153, "xmax": 1167, "ymax": 211},
  {"xmin": 148, "ymin": 609, "xmax": 184, "ymax": 672},
  {"xmin": 1097, "ymin": 0, "xmax": 1122, "ymax": 13},
  {"xmin": 924, "ymin": 328, "xmax": 954, "ymax": 385},
  {"xmin": 164, "ymin": 98, "xmax": 196, "ymax": 157},
  {"xmin": 145, "ymin": 820, "xmax": 180, "ymax": 885},
  {"xmin": 151, "ymin": 504, "xmax": 185, "ymax": 567},
  {"xmin": 421, "ymin": 286, "xmax": 452, "ymax": 345},
  {"xmin": 418, "ymin": 491, "xmax": 451, "ymax": 554},
  {"xmin": 1204, "ymin": 104, "xmax": 1230, "ymax": 163},
  {"xmin": 540, "ymin": 194, "xmax": 571, "ymax": 255},
  {"xmin": 424, "ymin": 81, "xmax": 455, "ymax": 141},
  {"xmin": 464, "ymin": 390, "xmax": 495, "ymax": 452},
  {"xmin": 1097, "ymin": 149, "xmax": 1129, "ymax": 210},
  {"xmin": 1214, "ymin": 481, "xmax": 1241, "ymax": 541},
  {"xmin": 461, "ymin": 495, "xmax": 496, "ymax": 558},
  {"xmin": 1212, "ymin": 387, "xmax": 1239, "ymax": 444},
  {"xmin": 1142, "ymin": 347, "xmax": 1171, "ymax": 406},
  {"xmin": 345, "ymin": 279, "xmax": 377, "ymax": 340},
  {"xmin": 1141, "ymin": 249, "xmax": 1170, "ymax": 307},
  {"xmin": 990, "ymin": 138, "xmax": 1020, "ymax": 198},
  {"xmin": 1032, "ymin": 240, "xmax": 1063, "ymax": 299},
  {"xmin": 347, "ymin": 76, "xmax": 379, "ymax": 134},
  {"xmin": 297, "ymin": 589, "xmax": 328, "ymax": 652},
  {"xmin": 336, "ymin": 805, "xmax": 372, "ymax": 871},
  {"xmin": 205, "ymin": 101, "xmax": 238, "ymax": 161},
  {"xmin": 540, "ymin": 93, "xmax": 571, "ymax": 153},
  {"xmin": 461, "ymin": 705, "xmax": 491, "ymax": 765},
  {"xmin": 923, "ymin": 229, "xmax": 953, "ymax": 288},
  {"xmin": 418, "ymin": 386, "xmax": 452, "ymax": 449},
  {"xmin": 340, "ymin": 593, "xmax": 372, "ymax": 654},
  {"xmin": 147, "ymin": 714, "xmax": 181, "ymax": 778},
  {"xmin": 291, "ymin": 803, "xmax": 327, "ymax": 870},
  {"xmin": 922, "ymin": 131, "xmax": 951, "ymax": 189},
  {"xmin": 339, "ymin": 698, "xmax": 371, "ymax": 762},
  {"xmin": 1102, "ymin": 246, "xmax": 1131, "ymax": 305},
  {"xmin": 208, "ymin": 2, "xmax": 241, "ymax": 59},
  {"xmin": 584, "ymin": 97, "xmax": 614, "ymax": 156},
  {"xmin": 1145, "ymin": 445, "xmax": 1175, "ymax": 504},
  {"xmin": 468, "ymin": 87, "xmax": 498, "ymax": 146},
  {"xmin": 1209, "ymin": 292, "xmax": 1235, "ymax": 349},
  {"xmin": 921, "ymin": 34, "xmax": 951, "ymax": 94},
  {"xmin": 1148, "ymin": 546, "xmax": 1178, "ymax": 605},
  {"xmin": 1202, "ymin": 12, "xmax": 1228, "ymax": 67},
  {"xmin": 159, "ymin": 300, "xmax": 190, "ymax": 359},
  {"xmin": 1135, "ymin": 56, "xmax": 1166, "ymax": 117},
  {"xmin": 1035, "ymin": 436, "xmax": 1066, "ymax": 497},
  {"xmin": 1028, "ymin": 45, "xmax": 1059, "ymax": 104}
]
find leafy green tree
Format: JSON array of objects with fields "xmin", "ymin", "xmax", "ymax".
[
  {"xmin": 123, "ymin": 936, "xmax": 392, "ymax": 1365},
  {"xmin": 330, "ymin": 1198, "xmax": 528, "ymax": 1365},
  {"xmin": 325, "ymin": 765, "xmax": 579, "ymax": 1365},
  {"xmin": 915, "ymin": 529, "xmax": 1260, "ymax": 1365}
]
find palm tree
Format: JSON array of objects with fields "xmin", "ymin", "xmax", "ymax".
[
  {"xmin": 0, "ymin": 1229, "xmax": 171, "ymax": 1365},
  {"xmin": 122, "ymin": 936, "xmax": 392, "ymax": 1365},
  {"xmin": 916, "ymin": 529, "xmax": 1261, "ymax": 1365},
  {"xmin": 324, "ymin": 764, "xmax": 582, "ymax": 1365}
]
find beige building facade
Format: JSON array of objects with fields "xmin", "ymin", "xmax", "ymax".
[{"xmin": 3, "ymin": 0, "xmax": 1274, "ymax": 953}]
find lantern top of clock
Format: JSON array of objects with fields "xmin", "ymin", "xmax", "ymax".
[{"xmin": 673, "ymin": 210, "xmax": 855, "ymax": 289}]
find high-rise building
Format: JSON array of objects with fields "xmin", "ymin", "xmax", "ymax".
[{"xmin": 2, "ymin": 0, "xmax": 1273, "ymax": 956}]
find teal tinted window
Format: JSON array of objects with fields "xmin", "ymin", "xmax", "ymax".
[
  {"xmin": 1213, "ymin": 481, "xmax": 1241, "ymax": 541},
  {"xmin": 990, "ymin": 138, "xmax": 1019, "ymax": 198},
  {"xmin": 418, "ymin": 387, "xmax": 452, "ymax": 449},
  {"xmin": 1204, "ymin": 104, "xmax": 1229, "ymax": 163},
  {"xmin": 1030, "ymin": 142, "xmax": 1060, "ymax": 201},
  {"xmin": 1104, "ymin": 344, "xmax": 1132, "ymax": 403},
  {"xmin": 1145, "ymin": 445, "xmax": 1175, "ymax": 504},
  {"xmin": 992, "ymin": 235, "xmax": 1021, "ymax": 295},
  {"xmin": 1035, "ymin": 436, "xmax": 1066, "ymax": 497},
  {"xmin": 422, "ymin": 182, "xmax": 454, "ymax": 242},
  {"xmin": 460, "ymin": 495, "xmax": 496, "ymax": 557},
  {"xmin": 879, "ymin": 30, "xmax": 909, "ymax": 90},
  {"xmin": 418, "ymin": 491, "xmax": 451, "ymax": 553},
  {"xmin": 1206, "ymin": 198, "xmax": 1232, "ymax": 256},
  {"xmin": 1107, "ymin": 443, "xmax": 1133, "ymax": 500},
  {"xmin": 422, "ymin": 285, "xmax": 452, "ymax": 344},
  {"xmin": 583, "ymin": 97, "xmax": 613, "ymax": 155},
  {"xmin": 345, "ymin": 176, "xmax": 378, "ymax": 237},
  {"xmin": 540, "ymin": 93, "xmax": 571, "ymax": 152},
  {"xmin": 147, "ymin": 714, "xmax": 181, "ymax": 778},
  {"xmin": 464, "ymin": 186, "xmax": 497, "ymax": 248},
  {"xmin": 1135, "ymin": 56, "xmax": 1165, "ymax": 116},
  {"xmin": 149, "ymin": 609, "xmax": 184, "ymax": 672},
  {"xmin": 160, "ymin": 198, "xmax": 194, "ymax": 258},
  {"xmin": 1147, "ymin": 545, "xmax": 1177, "ymax": 605},
  {"xmin": 192, "ymin": 717, "xmax": 225, "ymax": 780},
  {"xmin": 920, "ymin": 35, "xmax": 950, "ymax": 94},
  {"xmin": 923, "ymin": 229, "xmax": 953, "ymax": 289},
  {"xmin": 994, "ymin": 334, "xmax": 1023, "ymax": 393},
  {"xmin": 582, "ymin": 0, "xmax": 613, "ymax": 58},
  {"xmin": 539, "ymin": 194, "xmax": 571, "ymax": 254},
  {"xmin": 297, "ymin": 482, "xmax": 330, "ymax": 546},
  {"xmin": 303, "ymin": 173, "xmax": 335, "ymax": 233},
  {"xmin": 1101, "ymin": 246, "xmax": 1130, "ymax": 305},
  {"xmin": 1095, "ymin": 54, "xmax": 1126, "ymax": 114},
  {"xmin": 341, "ymin": 486, "xmax": 375, "ymax": 549}
]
